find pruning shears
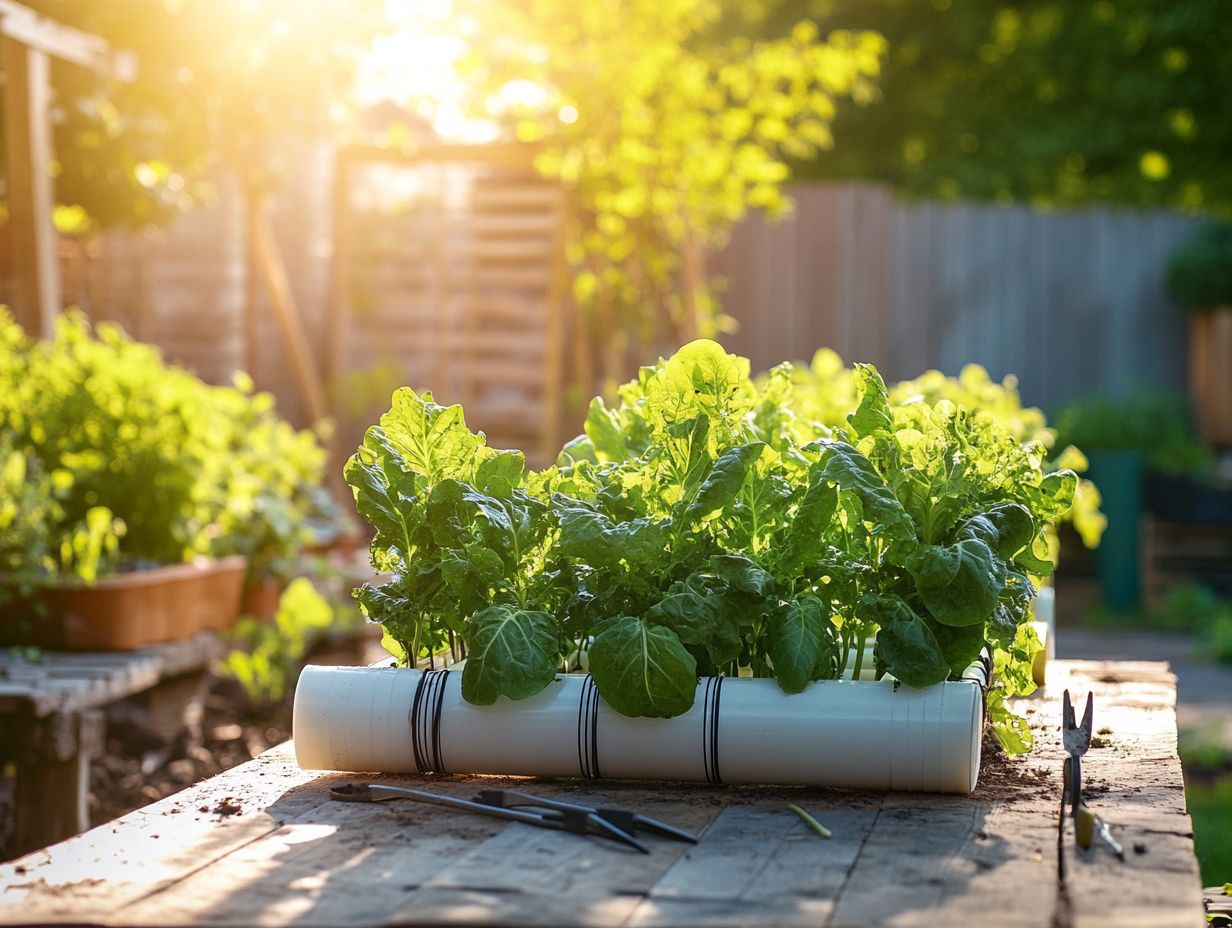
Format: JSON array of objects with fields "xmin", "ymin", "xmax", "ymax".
[
  {"xmin": 330, "ymin": 783, "xmax": 695, "ymax": 853},
  {"xmin": 1061, "ymin": 690, "xmax": 1125, "ymax": 861}
]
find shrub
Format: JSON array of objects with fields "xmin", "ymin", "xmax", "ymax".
[{"xmin": 1166, "ymin": 222, "xmax": 1232, "ymax": 311}]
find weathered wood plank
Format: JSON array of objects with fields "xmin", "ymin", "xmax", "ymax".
[{"xmin": 0, "ymin": 661, "xmax": 1205, "ymax": 928}]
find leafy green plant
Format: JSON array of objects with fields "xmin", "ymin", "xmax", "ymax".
[
  {"xmin": 1054, "ymin": 391, "xmax": 1211, "ymax": 477},
  {"xmin": 0, "ymin": 309, "xmax": 331, "ymax": 590},
  {"xmin": 349, "ymin": 340, "xmax": 1081, "ymax": 751},
  {"xmin": 1166, "ymin": 222, "xmax": 1232, "ymax": 311},
  {"xmin": 777, "ymin": 351, "xmax": 1106, "ymax": 550},
  {"xmin": 222, "ymin": 578, "xmax": 337, "ymax": 704}
]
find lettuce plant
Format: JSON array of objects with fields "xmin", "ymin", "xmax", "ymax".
[
  {"xmin": 0, "ymin": 309, "xmax": 330, "ymax": 586},
  {"xmin": 348, "ymin": 340, "xmax": 1083, "ymax": 751}
]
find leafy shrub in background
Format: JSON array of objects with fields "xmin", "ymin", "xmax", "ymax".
[
  {"xmin": 1166, "ymin": 222, "xmax": 1232, "ymax": 310},
  {"xmin": 778, "ymin": 351, "xmax": 1106, "ymax": 550},
  {"xmin": 222, "ymin": 578, "xmax": 339, "ymax": 704},
  {"xmin": 349, "ymin": 339, "xmax": 1084, "ymax": 751},
  {"xmin": 1053, "ymin": 391, "xmax": 1211, "ymax": 477},
  {"xmin": 0, "ymin": 309, "xmax": 332, "ymax": 589}
]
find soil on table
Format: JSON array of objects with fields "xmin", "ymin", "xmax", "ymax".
[{"xmin": 88, "ymin": 675, "xmax": 291, "ymax": 828}]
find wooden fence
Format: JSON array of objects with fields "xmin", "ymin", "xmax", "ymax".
[{"xmin": 714, "ymin": 184, "xmax": 1199, "ymax": 412}]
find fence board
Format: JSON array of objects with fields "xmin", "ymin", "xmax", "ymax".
[{"xmin": 716, "ymin": 184, "xmax": 1198, "ymax": 411}]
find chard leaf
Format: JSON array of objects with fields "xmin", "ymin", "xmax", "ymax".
[
  {"xmin": 706, "ymin": 554, "xmax": 770, "ymax": 595},
  {"xmin": 767, "ymin": 595, "xmax": 836, "ymax": 694},
  {"xmin": 344, "ymin": 436, "xmax": 419, "ymax": 557},
  {"xmin": 557, "ymin": 504, "xmax": 669, "ymax": 569},
  {"xmin": 646, "ymin": 590, "xmax": 742, "ymax": 666},
  {"xmin": 584, "ymin": 397, "xmax": 629, "ymax": 462},
  {"xmin": 780, "ymin": 465, "xmax": 838, "ymax": 569},
  {"xmin": 474, "ymin": 449, "xmax": 525, "ymax": 497},
  {"xmin": 906, "ymin": 539, "xmax": 1006, "ymax": 627},
  {"xmin": 461, "ymin": 605, "xmax": 560, "ymax": 704},
  {"xmin": 872, "ymin": 597, "xmax": 950, "ymax": 688},
  {"xmin": 684, "ymin": 441, "xmax": 765, "ymax": 522},
  {"xmin": 847, "ymin": 363, "xmax": 893, "ymax": 438},
  {"xmin": 813, "ymin": 441, "xmax": 916, "ymax": 551},
  {"xmin": 378, "ymin": 389, "xmax": 483, "ymax": 485},
  {"xmin": 589, "ymin": 616, "xmax": 697, "ymax": 717},
  {"xmin": 927, "ymin": 618, "xmax": 986, "ymax": 676},
  {"xmin": 650, "ymin": 338, "xmax": 752, "ymax": 425},
  {"xmin": 962, "ymin": 503, "xmax": 1034, "ymax": 560}
]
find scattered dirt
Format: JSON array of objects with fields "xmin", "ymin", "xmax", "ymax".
[
  {"xmin": 210, "ymin": 797, "xmax": 243, "ymax": 817},
  {"xmin": 972, "ymin": 731, "xmax": 1056, "ymax": 802},
  {"xmin": 88, "ymin": 675, "xmax": 290, "ymax": 829}
]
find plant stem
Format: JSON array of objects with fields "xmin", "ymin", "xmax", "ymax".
[{"xmin": 788, "ymin": 804, "xmax": 832, "ymax": 839}]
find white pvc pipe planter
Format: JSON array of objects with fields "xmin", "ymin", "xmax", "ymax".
[{"xmin": 294, "ymin": 656, "xmax": 989, "ymax": 794}]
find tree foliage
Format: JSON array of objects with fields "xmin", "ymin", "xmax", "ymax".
[
  {"xmin": 739, "ymin": 0, "xmax": 1232, "ymax": 213},
  {"xmin": 454, "ymin": 0, "xmax": 884, "ymax": 381},
  {"xmin": 7, "ymin": 0, "xmax": 384, "ymax": 229}
]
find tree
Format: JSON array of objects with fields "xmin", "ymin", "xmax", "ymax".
[
  {"xmin": 452, "ymin": 0, "xmax": 884, "ymax": 386},
  {"xmin": 6, "ymin": 0, "xmax": 384, "ymax": 230},
  {"xmin": 742, "ymin": 0, "xmax": 1232, "ymax": 213}
]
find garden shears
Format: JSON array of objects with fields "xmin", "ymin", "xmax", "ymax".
[
  {"xmin": 329, "ymin": 782, "xmax": 650, "ymax": 852},
  {"xmin": 1061, "ymin": 690, "xmax": 1125, "ymax": 861}
]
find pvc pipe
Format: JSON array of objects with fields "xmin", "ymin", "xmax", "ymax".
[
  {"xmin": 1031, "ymin": 586, "xmax": 1056, "ymax": 686},
  {"xmin": 294, "ymin": 658, "xmax": 987, "ymax": 794}
]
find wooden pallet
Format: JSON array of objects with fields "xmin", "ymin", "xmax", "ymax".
[{"xmin": 1141, "ymin": 516, "xmax": 1232, "ymax": 607}]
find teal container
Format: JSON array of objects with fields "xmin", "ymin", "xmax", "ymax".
[{"xmin": 1086, "ymin": 451, "xmax": 1145, "ymax": 614}]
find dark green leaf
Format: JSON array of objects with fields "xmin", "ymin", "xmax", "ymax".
[
  {"xmin": 589, "ymin": 616, "xmax": 697, "ymax": 717},
  {"xmin": 646, "ymin": 590, "xmax": 742, "ymax": 666},
  {"xmin": 461, "ymin": 606, "xmax": 560, "ymax": 704},
  {"xmin": 767, "ymin": 595, "xmax": 836, "ymax": 693},
  {"xmin": 906, "ymin": 539, "xmax": 1006, "ymax": 627},
  {"xmin": 871, "ymin": 597, "xmax": 950, "ymax": 688},
  {"xmin": 684, "ymin": 441, "xmax": 765, "ymax": 522}
]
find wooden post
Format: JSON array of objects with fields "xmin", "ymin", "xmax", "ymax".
[
  {"xmin": 1, "ymin": 34, "xmax": 58, "ymax": 336},
  {"xmin": 247, "ymin": 191, "xmax": 329, "ymax": 424},
  {"xmin": 10, "ymin": 710, "xmax": 104, "ymax": 856}
]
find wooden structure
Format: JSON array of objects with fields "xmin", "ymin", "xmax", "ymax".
[
  {"xmin": 0, "ymin": 2, "xmax": 132, "ymax": 336},
  {"xmin": 1142, "ymin": 516, "xmax": 1232, "ymax": 607},
  {"xmin": 0, "ymin": 634, "xmax": 221, "ymax": 857},
  {"xmin": 0, "ymin": 660, "xmax": 1206, "ymax": 927},
  {"xmin": 328, "ymin": 143, "xmax": 569, "ymax": 464}
]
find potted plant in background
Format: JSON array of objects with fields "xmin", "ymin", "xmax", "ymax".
[
  {"xmin": 1166, "ymin": 221, "xmax": 1232, "ymax": 448},
  {"xmin": 1054, "ymin": 391, "xmax": 1211, "ymax": 613},
  {"xmin": 0, "ymin": 309, "xmax": 334, "ymax": 649}
]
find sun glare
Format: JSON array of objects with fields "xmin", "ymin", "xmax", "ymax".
[{"xmin": 356, "ymin": 0, "xmax": 503, "ymax": 143}]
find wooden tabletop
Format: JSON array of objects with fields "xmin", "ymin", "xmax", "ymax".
[
  {"xmin": 0, "ymin": 634, "xmax": 222, "ymax": 718},
  {"xmin": 0, "ymin": 660, "xmax": 1206, "ymax": 928}
]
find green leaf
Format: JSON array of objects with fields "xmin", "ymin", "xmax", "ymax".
[
  {"xmin": 871, "ymin": 597, "xmax": 950, "ymax": 688},
  {"xmin": 378, "ymin": 388, "xmax": 483, "ymax": 485},
  {"xmin": 583, "ymin": 397, "xmax": 629, "ymax": 462},
  {"xmin": 706, "ymin": 554, "xmax": 770, "ymax": 594},
  {"xmin": 813, "ymin": 440, "xmax": 916, "ymax": 551},
  {"xmin": 847, "ymin": 363, "xmax": 893, "ymax": 438},
  {"xmin": 646, "ymin": 590, "xmax": 742, "ymax": 666},
  {"xmin": 474, "ymin": 449, "xmax": 525, "ymax": 497},
  {"xmin": 684, "ymin": 441, "xmax": 765, "ymax": 522},
  {"xmin": 589, "ymin": 616, "xmax": 697, "ymax": 717},
  {"xmin": 649, "ymin": 338, "xmax": 751, "ymax": 424},
  {"xmin": 781, "ymin": 465, "xmax": 838, "ymax": 569},
  {"xmin": 961, "ymin": 504, "xmax": 1034, "ymax": 560},
  {"xmin": 344, "ymin": 434, "xmax": 419, "ymax": 558},
  {"xmin": 906, "ymin": 539, "xmax": 1006, "ymax": 627},
  {"xmin": 461, "ymin": 606, "xmax": 560, "ymax": 704},
  {"xmin": 767, "ymin": 595, "xmax": 836, "ymax": 693},
  {"xmin": 927, "ymin": 619, "xmax": 986, "ymax": 676}
]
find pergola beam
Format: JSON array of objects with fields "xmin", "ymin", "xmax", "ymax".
[{"xmin": 0, "ymin": 1, "xmax": 132, "ymax": 336}]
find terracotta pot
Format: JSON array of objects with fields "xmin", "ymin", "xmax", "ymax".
[
  {"xmin": 0, "ymin": 556, "xmax": 247, "ymax": 651},
  {"xmin": 240, "ymin": 575, "xmax": 286, "ymax": 622},
  {"xmin": 195, "ymin": 556, "xmax": 248, "ymax": 631},
  {"xmin": 1190, "ymin": 307, "xmax": 1232, "ymax": 447}
]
